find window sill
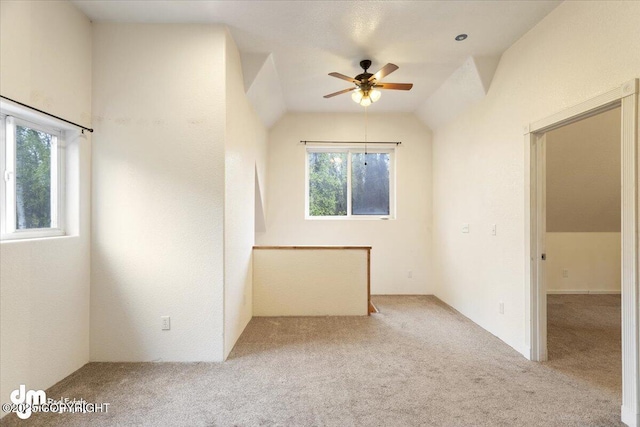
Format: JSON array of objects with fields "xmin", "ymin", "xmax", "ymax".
[
  {"xmin": 305, "ymin": 216, "xmax": 394, "ymax": 221},
  {"xmin": 1, "ymin": 229, "xmax": 66, "ymax": 242}
]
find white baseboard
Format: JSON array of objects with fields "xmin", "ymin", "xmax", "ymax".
[
  {"xmin": 547, "ymin": 290, "xmax": 621, "ymax": 295},
  {"xmin": 621, "ymin": 405, "xmax": 639, "ymax": 427}
]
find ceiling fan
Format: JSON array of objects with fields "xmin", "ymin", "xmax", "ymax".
[{"xmin": 324, "ymin": 59, "xmax": 413, "ymax": 106}]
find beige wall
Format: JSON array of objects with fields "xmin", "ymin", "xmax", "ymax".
[
  {"xmin": 431, "ymin": 0, "xmax": 640, "ymax": 356},
  {"xmin": 91, "ymin": 23, "xmax": 266, "ymax": 362},
  {"xmin": 545, "ymin": 108, "xmax": 621, "ymax": 294},
  {"xmin": 91, "ymin": 23, "xmax": 227, "ymax": 362},
  {"xmin": 257, "ymin": 113, "xmax": 432, "ymax": 295},
  {"xmin": 223, "ymin": 31, "xmax": 268, "ymax": 358},
  {"xmin": 0, "ymin": 0, "xmax": 92, "ymax": 414},
  {"xmin": 546, "ymin": 232, "xmax": 620, "ymax": 293},
  {"xmin": 546, "ymin": 107, "xmax": 621, "ymax": 232},
  {"xmin": 253, "ymin": 249, "xmax": 369, "ymax": 316}
]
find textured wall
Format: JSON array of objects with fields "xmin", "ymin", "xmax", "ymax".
[
  {"xmin": 257, "ymin": 113, "xmax": 432, "ymax": 295},
  {"xmin": 253, "ymin": 249, "xmax": 369, "ymax": 316},
  {"xmin": 546, "ymin": 232, "xmax": 621, "ymax": 293},
  {"xmin": 431, "ymin": 0, "xmax": 640, "ymax": 356},
  {"xmin": 223, "ymin": 31, "xmax": 268, "ymax": 358},
  {"xmin": 546, "ymin": 107, "xmax": 621, "ymax": 232},
  {"xmin": 91, "ymin": 23, "xmax": 227, "ymax": 362},
  {"xmin": 0, "ymin": 0, "xmax": 92, "ymax": 414}
]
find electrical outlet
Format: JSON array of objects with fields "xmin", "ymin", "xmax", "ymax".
[
  {"xmin": 562, "ymin": 269, "xmax": 569, "ymax": 278},
  {"xmin": 407, "ymin": 270, "xmax": 413, "ymax": 279},
  {"xmin": 499, "ymin": 302, "xmax": 504, "ymax": 315},
  {"xmin": 161, "ymin": 316, "xmax": 171, "ymax": 331}
]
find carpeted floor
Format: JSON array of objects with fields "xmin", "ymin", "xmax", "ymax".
[
  {"xmin": 1, "ymin": 295, "xmax": 622, "ymax": 426},
  {"xmin": 547, "ymin": 294, "xmax": 621, "ymax": 395}
]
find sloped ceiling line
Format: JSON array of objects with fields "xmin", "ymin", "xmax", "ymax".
[
  {"xmin": 415, "ymin": 55, "xmax": 500, "ymax": 131},
  {"xmin": 242, "ymin": 52, "xmax": 286, "ymax": 128}
]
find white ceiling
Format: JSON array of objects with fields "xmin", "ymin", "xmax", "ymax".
[{"xmin": 73, "ymin": 0, "xmax": 561, "ymax": 116}]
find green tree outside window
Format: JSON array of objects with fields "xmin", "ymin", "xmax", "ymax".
[{"xmin": 15, "ymin": 125, "xmax": 52, "ymax": 229}]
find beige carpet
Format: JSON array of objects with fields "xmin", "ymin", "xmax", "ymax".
[
  {"xmin": 547, "ymin": 294, "xmax": 621, "ymax": 395},
  {"xmin": 1, "ymin": 295, "xmax": 622, "ymax": 426}
]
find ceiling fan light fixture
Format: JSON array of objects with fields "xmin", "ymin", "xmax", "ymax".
[
  {"xmin": 370, "ymin": 89, "xmax": 381, "ymax": 103},
  {"xmin": 351, "ymin": 89, "xmax": 364, "ymax": 103},
  {"xmin": 360, "ymin": 96, "xmax": 372, "ymax": 107}
]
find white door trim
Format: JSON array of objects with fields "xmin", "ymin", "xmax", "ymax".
[{"xmin": 524, "ymin": 79, "xmax": 639, "ymax": 426}]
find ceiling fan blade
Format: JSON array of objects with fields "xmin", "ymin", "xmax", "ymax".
[
  {"xmin": 329, "ymin": 72, "xmax": 359, "ymax": 83},
  {"xmin": 374, "ymin": 83, "xmax": 413, "ymax": 90},
  {"xmin": 323, "ymin": 87, "xmax": 358, "ymax": 98},
  {"xmin": 368, "ymin": 63, "xmax": 399, "ymax": 82}
]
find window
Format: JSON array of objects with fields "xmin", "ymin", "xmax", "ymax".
[
  {"xmin": 1, "ymin": 114, "xmax": 65, "ymax": 240},
  {"xmin": 306, "ymin": 147, "xmax": 395, "ymax": 219}
]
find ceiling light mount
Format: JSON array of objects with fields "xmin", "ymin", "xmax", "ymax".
[{"xmin": 455, "ymin": 34, "xmax": 468, "ymax": 41}]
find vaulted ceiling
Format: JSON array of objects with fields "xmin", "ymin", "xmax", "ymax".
[{"xmin": 72, "ymin": 0, "xmax": 561, "ymax": 128}]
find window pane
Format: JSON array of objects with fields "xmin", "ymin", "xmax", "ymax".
[
  {"xmin": 15, "ymin": 125, "xmax": 53, "ymax": 229},
  {"xmin": 308, "ymin": 152, "xmax": 347, "ymax": 216},
  {"xmin": 351, "ymin": 153, "xmax": 390, "ymax": 215}
]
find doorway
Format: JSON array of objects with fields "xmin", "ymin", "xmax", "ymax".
[
  {"xmin": 544, "ymin": 107, "xmax": 621, "ymax": 397},
  {"xmin": 525, "ymin": 79, "xmax": 639, "ymax": 425}
]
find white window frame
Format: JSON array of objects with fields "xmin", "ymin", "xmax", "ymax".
[
  {"xmin": 1, "ymin": 113, "xmax": 66, "ymax": 240},
  {"xmin": 305, "ymin": 145, "xmax": 396, "ymax": 220}
]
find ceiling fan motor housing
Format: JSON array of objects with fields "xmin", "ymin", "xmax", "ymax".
[
  {"xmin": 355, "ymin": 73, "xmax": 373, "ymax": 84},
  {"xmin": 356, "ymin": 60, "xmax": 374, "ymax": 85}
]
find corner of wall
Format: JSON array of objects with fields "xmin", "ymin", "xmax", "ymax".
[{"xmin": 222, "ymin": 29, "xmax": 268, "ymax": 359}]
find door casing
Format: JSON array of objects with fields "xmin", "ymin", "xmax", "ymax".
[{"xmin": 524, "ymin": 79, "xmax": 639, "ymax": 426}]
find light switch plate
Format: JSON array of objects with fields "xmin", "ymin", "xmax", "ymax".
[{"xmin": 161, "ymin": 316, "xmax": 171, "ymax": 330}]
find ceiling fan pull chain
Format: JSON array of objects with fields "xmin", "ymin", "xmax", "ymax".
[{"xmin": 364, "ymin": 106, "xmax": 368, "ymax": 166}]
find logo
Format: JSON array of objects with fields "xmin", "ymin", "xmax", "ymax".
[
  {"xmin": 3, "ymin": 385, "xmax": 110, "ymax": 419},
  {"xmin": 10, "ymin": 384, "xmax": 46, "ymax": 420}
]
